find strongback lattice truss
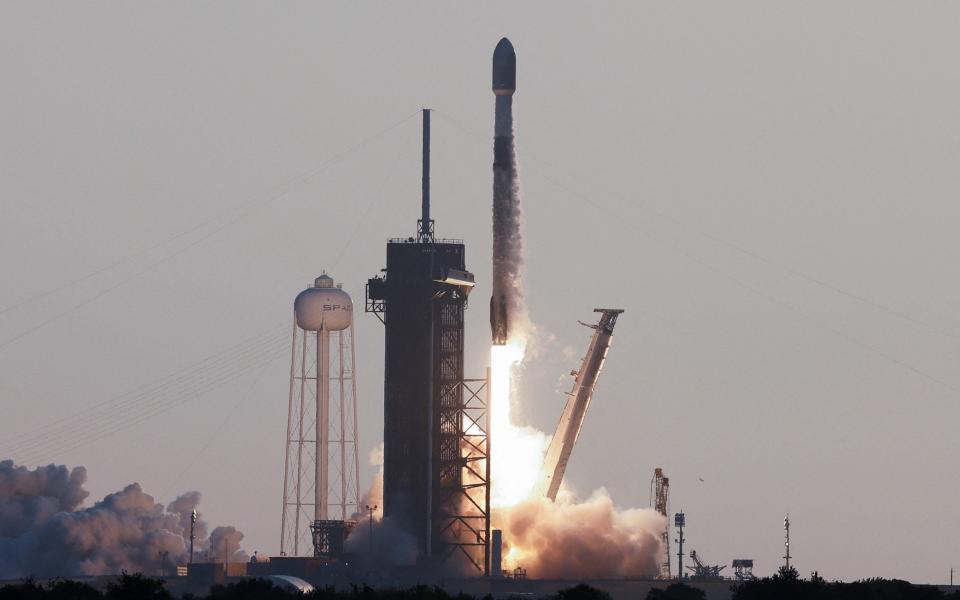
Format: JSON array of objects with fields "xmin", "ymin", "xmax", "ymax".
[{"xmin": 434, "ymin": 361, "xmax": 490, "ymax": 576}]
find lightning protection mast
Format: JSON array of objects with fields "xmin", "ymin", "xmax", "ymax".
[
  {"xmin": 280, "ymin": 274, "xmax": 361, "ymax": 557},
  {"xmin": 675, "ymin": 512, "xmax": 686, "ymax": 580},
  {"xmin": 783, "ymin": 514, "xmax": 792, "ymax": 569}
]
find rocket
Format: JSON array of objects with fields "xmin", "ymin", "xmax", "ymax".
[
  {"xmin": 491, "ymin": 37, "xmax": 517, "ymax": 346},
  {"xmin": 490, "ymin": 294, "xmax": 508, "ymax": 346},
  {"xmin": 492, "ymin": 38, "xmax": 516, "ymax": 96}
]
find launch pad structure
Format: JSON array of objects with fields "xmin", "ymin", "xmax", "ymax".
[
  {"xmin": 367, "ymin": 110, "xmax": 491, "ymax": 573},
  {"xmin": 275, "ymin": 40, "xmax": 628, "ymax": 579},
  {"xmin": 536, "ymin": 309, "xmax": 624, "ymax": 500}
]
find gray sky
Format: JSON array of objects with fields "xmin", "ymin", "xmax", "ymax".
[{"xmin": 2, "ymin": 1, "xmax": 959, "ymax": 583}]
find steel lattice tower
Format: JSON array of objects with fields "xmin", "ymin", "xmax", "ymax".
[
  {"xmin": 280, "ymin": 274, "xmax": 360, "ymax": 556},
  {"xmin": 650, "ymin": 468, "xmax": 671, "ymax": 579},
  {"xmin": 366, "ymin": 110, "xmax": 488, "ymax": 571}
]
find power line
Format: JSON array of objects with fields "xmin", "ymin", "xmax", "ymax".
[
  {"xmin": 3, "ymin": 110, "xmax": 421, "ymax": 466},
  {"xmin": 533, "ymin": 168, "xmax": 960, "ymax": 398},
  {"xmin": 0, "ymin": 327, "xmax": 285, "ymax": 447},
  {"xmin": 0, "ymin": 110, "xmax": 420, "ymax": 351},
  {"xmin": 15, "ymin": 341, "xmax": 289, "ymax": 466},
  {"xmin": 14, "ymin": 334, "xmax": 287, "ymax": 457},
  {"xmin": 161, "ymin": 348, "xmax": 283, "ymax": 499},
  {"xmin": 434, "ymin": 108, "xmax": 960, "ymax": 344},
  {"xmin": 548, "ymin": 167, "xmax": 960, "ymax": 343},
  {"xmin": 12, "ymin": 342, "xmax": 282, "ymax": 462},
  {"xmin": 434, "ymin": 108, "xmax": 960, "ymax": 396},
  {"xmin": 12, "ymin": 341, "xmax": 287, "ymax": 465},
  {"xmin": 330, "ymin": 128, "xmax": 413, "ymax": 272},
  {"xmin": 1, "ymin": 326, "xmax": 289, "ymax": 464}
]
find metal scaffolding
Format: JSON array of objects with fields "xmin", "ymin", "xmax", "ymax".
[
  {"xmin": 732, "ymin": 559, "xmax": 756, "ymax": 581},
  {"xmin": 687, "ymin": 550, "xmax": 726, "ymax": 581},
  {"xmin": 366, "ymin": 109, "xmax": 482, "ymax": 567},
  {"xmin": 650, "ymin": 467, "xmax": 671, "ymax": 579},
  {"xmin": 434, "ymin": 373, "xmax": 490, "ymax": 574},
  {"xmin": 310, "ymin": 519, "xmax": 356, "ymax": 558}
]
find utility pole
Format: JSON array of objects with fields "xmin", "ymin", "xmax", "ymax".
[
  {"xmin": 674, "ymin": 512, "xmax": 686, "ymax": 580},
  {"xmin": 783, "ymin": 514, "xmax": 792, "ymax": 569},
  {"xmin": 190, "ymin": 510, "xmax": 197, "ymax": 565},
  {"xmin": 951, "ymin": 567, "xmax": 953, "ymax": 586},
  {"xmin": 366, "ymin": 504, "xmax": 377, "ymax": 564}
]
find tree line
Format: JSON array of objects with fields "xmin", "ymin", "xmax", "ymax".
[{"xmin": 1, "ymin": 568, "xmax": 958, "ymax": 600}]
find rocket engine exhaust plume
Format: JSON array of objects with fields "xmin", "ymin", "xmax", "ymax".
[
  {"xmin": 485, "ymin": 37, "xmax": 664, "ymax": 579},
  {"xmin": 0, "ymin": 459, "xmax": 247, "ymax": 578},
  {"xmin": 488, "ymin": 37, "xmax": 546, "ymax": 508}
]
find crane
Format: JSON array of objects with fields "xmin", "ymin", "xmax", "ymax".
[
  {"xmin": 687, "ymin": 550, "xmax": 726, "ymax": 581},
  {"xmin": 535, "ymin": 308, "xmax": 624, "ymax": 500}
]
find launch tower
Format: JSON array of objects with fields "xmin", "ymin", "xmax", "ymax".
[{"xmin": 367, "ymin": 110, "xmax": 490, "ymax": 572}]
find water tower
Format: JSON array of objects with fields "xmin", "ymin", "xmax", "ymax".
[{"xmin": 280, "ymin": 273, "xmax": 360, "ymax": 556}]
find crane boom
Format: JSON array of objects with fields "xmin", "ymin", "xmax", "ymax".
[{"xmin": 535, "ymin": 308, "xmax": 624, "ymax": 501}]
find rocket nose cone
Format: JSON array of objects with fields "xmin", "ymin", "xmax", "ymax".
[{"xmin": 492, "ymin": 37, "xmax": 516, "ymax": 95}]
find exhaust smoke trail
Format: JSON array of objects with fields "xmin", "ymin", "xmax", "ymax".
[
  {"xmin": 489, "ymin": 37, "xmax": 546, "ymax": 509},
  {"xmin": 491, "ymin": 38, "xmax": 527, "ymax": 346},
  {"xmin": 485, "ymin": 37, "xmax": 663, "ymax": 578},
  {"xmin": 490, "ymin": 96, "xmax": 527, "ymax": 345}
]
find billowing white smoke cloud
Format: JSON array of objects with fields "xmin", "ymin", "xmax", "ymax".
[
  {"xmin": 345, "ymin": 444, "xmax": 417, "ymax": 567},
  {"xmin": 0, "ymin": 460, "xmax": 88, "ymax": 538},
  {"xmin": 0, "ymin": 459, "xmax": 246, "ymax": 578},
  {"xmin": 352, "ymin": 444, "xmax": 384, "ymax": 522},
  {"xmin": 494, "ymin": 489, "xmax": 664, "ymax": 579},
  {"xmin": 166, "ymin": 490, "xmax": 208, "ymax": 542},
  {"xmin": 207, "ymin": 526, "xmax": 247, "ymax": 564}
]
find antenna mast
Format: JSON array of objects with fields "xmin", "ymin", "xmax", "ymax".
[
  {"xmin": 418, "ymin": 108, "xmax": 434, "ymax": 242},
  {"xmin": 783, "ymin": 514, "xmax": 792, "ymax": 569},
  {"xmin": 675, "ymin": 512, "xmax": 686, "ymax": 580}
]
